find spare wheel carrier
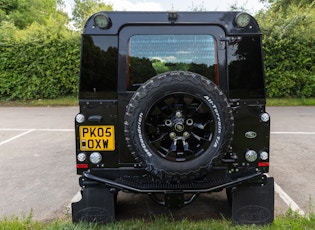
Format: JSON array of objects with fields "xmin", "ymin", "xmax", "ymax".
[{"xmin": 124, "ymin": 71, "xmax": 234, "ymax": 180}]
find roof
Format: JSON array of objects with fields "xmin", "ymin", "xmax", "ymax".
[{"xmin": 83, "ymin": 11, "xmax": 261, "ymax": 35}]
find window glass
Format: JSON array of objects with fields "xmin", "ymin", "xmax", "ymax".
[
  {"xmin": 128, "ymin": 35, "xmax": 217, "ymax": 90},
  {"xmin": 228, "ymin": 37, "xmax": 265, "ymax": 98},
  {"xmin": 80, "ymin": 35, "xmax": 118, "ymax": 99}
]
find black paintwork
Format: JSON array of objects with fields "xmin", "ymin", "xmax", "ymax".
[
  {"xmin": 73, "ymin": 11, "xmax": 272, "ymax": 224},
  {"xmin": 83, "ymin": 11, "xmax": 261, "ymax": 35},
  {"xmin": 76, "ymin": 11, "xmax": 269, "ymax": 175}
]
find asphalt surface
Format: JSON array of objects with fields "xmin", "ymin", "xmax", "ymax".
[
  {"xmin": 268, "ymin": 107, "xmax": 315, "ymax": 215},
  {"xmin": 0, "ymin": 106, "xmax": 314, "ymax": 221}
]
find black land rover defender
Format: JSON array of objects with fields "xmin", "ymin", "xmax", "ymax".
[{"xmin": 72, "ymin": 11, "xmax": 274, "ymax": 225}]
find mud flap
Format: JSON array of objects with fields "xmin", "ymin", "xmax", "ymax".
[
  {"xmin": 72, "ymin": 186, "xmax": 115, "ymax": 223},
  {"xmin": 232, "ymin": 177, "xmax": 274, "ymax": 225}
]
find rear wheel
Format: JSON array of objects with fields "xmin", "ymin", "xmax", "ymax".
[{"xmin": 124, "ymin": 71, "xmax": 234, "ymax": 180}]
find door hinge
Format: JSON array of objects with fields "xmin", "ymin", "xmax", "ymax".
[{"xmin": 220, "ymin": 36, "xmax": 242, "ymax": 47}]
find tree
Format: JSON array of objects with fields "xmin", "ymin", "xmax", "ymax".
[
  {"xmin": 0, "ymin": 0, "xmax": 80, "ymax": 101},
  {"xmin": 256, "ymin": 1, "xmax": 315, "ymax": 97},
  {"xmin": 0, "ymin": 0, "xmax": 18, "ymax": 14},
  {"xmin": 187, "ymin": 1, "xmax": 207, "ymax": 11},
  {"xmin": 259, "ymin": 0, "xmax": 314, "ymax": 12},
  {"xmin": 0, "ymin": 0, "xmax": 67, "ymax": 29},
  {"xmin": 72, "ymin": 0, "xmax": 113, "ymax": 30}
]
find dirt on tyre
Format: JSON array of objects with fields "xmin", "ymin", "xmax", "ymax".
[{"xmin": 124, "ymin": 71, "xmax": 234, "ymax": 180}]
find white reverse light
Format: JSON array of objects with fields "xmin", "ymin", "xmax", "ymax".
[
  {"xmin": 260, "ymin": 113, "xmax": 270, "ymax": 122},
  {"xmin": 77, "ymin": 152, "xmax": 87, "ymax": 162},
  {"xmin": 76, "ymin": 114, "xmax": 85, "ymax": 123},
  {"xmin": 260, "ymin": 151, "xmax": 269, "ymax": 161},
  {"xmin": 245, "ymin": 150, "xmax": 258, "ymax": 162},
  {"xmin": 90, "ymin": 152, "xmax": 102, "ymax": 164}
]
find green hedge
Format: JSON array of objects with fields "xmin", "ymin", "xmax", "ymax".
[
  {"xmin": 0, "ymin": 33, "xmax": 314, "ymax": 100},
  {"xmin": 0, "ymin": 36, "xmax": 80, "ymax": 100},
  {"xmin": 257, "ymin": 2, "xmax": 315, "ymax": 98},
  {"xmin": 263, "ymin": 35, "xmax": 315, "ymax": 98}
]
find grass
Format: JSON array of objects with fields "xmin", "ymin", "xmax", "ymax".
[
  {"xmin": 0, "ymin": 95, "xmax": 78, "ymax": 107},
  {"xmin": 1, "ymin": 210, "xmax": 315, "ymax": 230},
  {"xmin": 0, "ymin": 97, "xmax": 314, "ymax": 107},
  {"xmin": 266, "ymin": 98, "xmax": 315, "ymax": 106}
]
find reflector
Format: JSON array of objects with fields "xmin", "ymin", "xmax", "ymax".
[
  {"xmin": 77, "ymin": 164, "xmax": 88, "ymax": 169},
  {"xmin": 258, "ymin": 162, "xmax": 269, "ymax": 167}
]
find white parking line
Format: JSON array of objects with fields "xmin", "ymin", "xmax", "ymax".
[
  {"xmin": 271, "ymin": 132, "xmax": 315, "ymax": 135},
  {"xmin": 0, "ymin": 128, "xmax": 74, "ymax": 147},
  {"xmin": 0, "ymin": 129, "xmax": 34, "ymax": 146},
  {"xmin": 0, "ymin": 128, "xmax": 74, "ymax": 132},
  {"xmin": 269, "ymin": 131, "xmax": 313, "ymax": 216},
  {"xmin": 274, "ymin": 180, "xmax": 305, "ymax": 216}
]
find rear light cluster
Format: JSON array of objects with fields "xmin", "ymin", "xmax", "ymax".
[
  {"xmin": 245, "ymin": 150, "xmax": 269, "ymax": 162},
  {"xmin": 244, "ymin": 112, "xmax": 270, "ymax": 165},
  {"xmin": 77, "ymin": 152, "xmax": 102, "ymax": 164},
  {"xmin": 76, "ymin": 113, "xmax": 104, "ymax": 169}
]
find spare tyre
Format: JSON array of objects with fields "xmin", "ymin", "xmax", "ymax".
[{"xmin": 124, "ymin": 71, "xmax": 234, "ymax": 180}]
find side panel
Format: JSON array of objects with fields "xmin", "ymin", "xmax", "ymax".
[
  {"xmin": 228, "ymin": 36, "xmax": 265, "ymax": 99},
  {"xmin": 231, "ymin": 101, "xmax": 270, "ymax": 172},
  {"xmin": 76, "ymin": 101, "xmax": 119, "ymax": 174}
]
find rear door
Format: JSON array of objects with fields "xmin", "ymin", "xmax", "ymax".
[{"xmin": 117, "ymin": 25, "xmax": 227, "ymax": 164}]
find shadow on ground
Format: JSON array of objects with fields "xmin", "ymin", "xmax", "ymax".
[{"xmin": 115, "ymin": 190, "xmax": 231, "ymax": 221}]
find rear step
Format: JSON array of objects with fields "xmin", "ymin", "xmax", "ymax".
[{"xmin": 81, "ymin": 169, "xmax": 264, "ymax": 193}]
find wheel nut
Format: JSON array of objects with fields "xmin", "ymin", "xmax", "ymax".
[
  {"xmin": 175, "ymin": 111, "xmax": 182, "ymax": 118},
  {"xmin": 169, "ymin": 132, "xmax": 176, "ymax": 139},
  {"xmin": 183, "ymin": 132, "xmax": 190, "ymax": 139}
]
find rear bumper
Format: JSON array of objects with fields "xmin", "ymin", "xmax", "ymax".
[{"xmin": 80, "ymin": 168, "xmax": 265, "ymax": 193}]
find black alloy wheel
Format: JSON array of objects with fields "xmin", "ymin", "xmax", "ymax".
[{"xmin": 124, "ymin": 71, "xmax": 234, "ymax": 180}]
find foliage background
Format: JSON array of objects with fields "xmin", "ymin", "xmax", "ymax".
[
  {"xmin": 0, "ymin": 32, "xmax": 80, "ymax": 100},
  {"xmin": 256, "ymin": 0, "xmax": 315, "ymax": 98},
  {"xmin": 0, "ymin": 0, "xmax": 314, "ymax": 100}
]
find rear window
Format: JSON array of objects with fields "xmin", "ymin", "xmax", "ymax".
[
  {"xmin": 127, "ymin": 34, "xmax": 217, "ymax": 90},
  {"xmin": 80, "ymin": 35, "xmax": 118, "ymax": 99},
  {"xmin": 228, "ymin": 36, "xmax": 265, "ymax": 99}
]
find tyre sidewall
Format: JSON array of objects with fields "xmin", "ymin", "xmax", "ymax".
[{"xmin": 125, "ymin": 72, "xmax": 231, "ymax": 177}]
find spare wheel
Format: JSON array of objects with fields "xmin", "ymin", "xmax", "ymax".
[{"xmin": 124, "ymin": 71, "xmax": 234, "ymax": 180}]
